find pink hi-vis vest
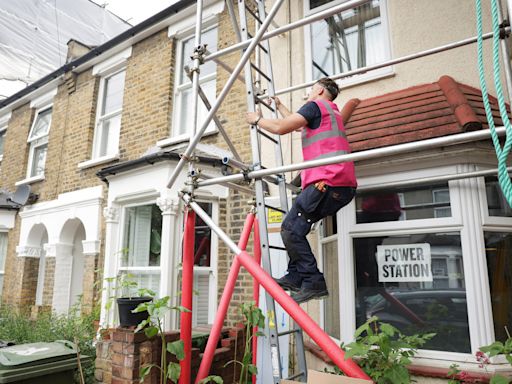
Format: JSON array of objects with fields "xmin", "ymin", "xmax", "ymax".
[{"xmin": 301, "ymin": 100, "xmax": 357, "ymax": 189}]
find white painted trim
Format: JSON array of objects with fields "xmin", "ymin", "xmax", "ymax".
[
  {"xmin": 15, "ymin": 174, "xmax": 45, "ymax": 186},
  {"xmin": 113, "ymin": 189, "xmax": 160, "ymax": 204},
  {"xmin": 0, "ymin": 112, "xmax": 11, "ymax": 126},
  {"xmin": 157, "ymin": 129, "xmax": 218, "ymax": 148},
  {"xmin": 29, "ymin": 88, "xmax": 57, "ymax": 109},
  {"xmin": 167, "ymin": 1, "xmax": 224, "ymax": 37},
  {"xmin": 77, "ymin": 154, "xmax": 119, "ymax": 170},
  {"xmin": 92, "ymin": 47, "xmax": 132, "ymax": 76},
  {"xmin": 0, "ymin": 211, "xmax": 16, "ymax": 229}
]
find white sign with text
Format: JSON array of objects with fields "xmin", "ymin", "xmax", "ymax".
[{"xmin": 377, "ymin": 243, "xmax": 433, "ymax": 282}]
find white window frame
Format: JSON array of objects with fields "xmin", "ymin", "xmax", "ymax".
[
  {"xmin": 303, "ymin": 0, "xmax": 393, "ymax": 88},
  {"xmin": 175, "ymin": 197, "xmax": 219, "ymax": 326},
  {"xmin": 168, "ymin": 23, "xmax": 218, "ymax": 144},
  {"xmin": 0, "ymin": 125, "xmax": 6, "ymax": 162},
  {"xmin": 90, "ymin": 67, "xmax": 126, "ymax": 162},
  {"xmin": 0, "ymin": 231, "xmax": 7, "ymax": 297},
  {"xmin": 325, "ymin": 164, "xmax": 511, "ymax": 368},
  {"xmin": 117, "ymin": 200, "xmax": 163, "ymax": 297},
  {"xmin": 26, "ymin": 105, "xmax": 52, "ymax": 180}
]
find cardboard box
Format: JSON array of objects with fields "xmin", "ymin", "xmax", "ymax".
[{"xmin": 281, "ymin": 369, "xmax": 373, "ymax": 384}]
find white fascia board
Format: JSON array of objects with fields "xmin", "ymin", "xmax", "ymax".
[
  {"xmin": 0, "ymin": 210, "xmax": 16, "ymax": 229},
  {"xmin": 30, "ymin": 88, "xmax": 58, "ymax": 109}
]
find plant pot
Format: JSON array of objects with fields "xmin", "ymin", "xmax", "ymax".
[{"xmin": 117, "ymin": 296, "xmax": 152, "ymax": 327}]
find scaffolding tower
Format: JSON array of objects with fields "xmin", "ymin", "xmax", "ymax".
[{"xmin": 166, "ymin": 0, "xmax": 512, "ymax": 383}]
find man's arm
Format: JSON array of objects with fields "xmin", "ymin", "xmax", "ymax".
[
  {"xmin": 246, "ymin": 111, "xmax": 307, "ymax": 135},
  {"xmin": 272, "ymin": 96, "xmax": 292, "ymax": 118}
]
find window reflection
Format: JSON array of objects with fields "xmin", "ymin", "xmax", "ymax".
[
  {"xmin": 354, "ymin": 232, "xmax": 470, "ymax": 353},
  {"xmin": 485, "ymin": 232, "xmax": 512, "ymax": 342},
  {"xmin": 356, "ymin": 184, "xmax": 451, "ymax": 223},
  {"xmin": 486, "ymin": 177, "xmax": 512, "ymax": 217}
]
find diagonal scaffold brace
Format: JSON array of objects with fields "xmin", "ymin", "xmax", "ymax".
[{"xmin": 181, "ymin": 193, "xmax": 372, "ymax": 382}]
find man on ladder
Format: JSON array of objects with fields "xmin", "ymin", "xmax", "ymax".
[{"xmin": 246, "ymin": 77, "xmax": 357, "ymax": 303}]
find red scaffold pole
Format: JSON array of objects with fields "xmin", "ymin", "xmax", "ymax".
[
  {"xmin": 236, "ymin": 250, "xmax": 372, "ymax": 381},
  {"xmin": 179, "ymin": 208, "xmax": 196, "ymax": 384},
  {"xmin": 252, "ymin": 219, "xmax": 261, "ymax": 384},
  {"xmin": 195, "ymin": 212, "xmax": 256, "ymax": 383}
]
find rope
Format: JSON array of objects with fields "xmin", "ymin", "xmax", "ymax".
[{"xmin": 476, "ymin": 0, "xmax": 512, "ymax": 207}]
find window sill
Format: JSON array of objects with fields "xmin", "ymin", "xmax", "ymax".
[
  {"xmin": 15, "ymin": 174, "xmax": 45, "ymax": 186},
  {"xmin": 156, "ymin": 130, "xmax": 218, "ymax": 148},
  {"xmin": 339, "ymin": 67, "xmax": 395, "ymax": 90},
  {"xmin": 78, "ymin": 154, "xmax": 119, "ymax": 170}
]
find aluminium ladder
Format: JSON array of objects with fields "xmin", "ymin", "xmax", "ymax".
[{"xmin": 237, "ymin": 1, "xmax": 307, "ymax": 382}]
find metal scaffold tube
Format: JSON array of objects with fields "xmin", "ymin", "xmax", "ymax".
[
  {"xmin": 166, "ymin": 0, "xmax": 286, "ymax": 189},
  {"xmin": 182, "ymin": 194, "xmax": 371, "ymax": 381},
  {"xmin": 196, "ymin": 127, "xmax": 507, "ymax": 187},
  {"xmin": 275, "ymin": 29, "xmax": 504, "ymax": 96}
]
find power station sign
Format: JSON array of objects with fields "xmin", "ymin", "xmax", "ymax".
[{"xmin": 376, "ymin": 243, "xmax": 433, "ymax": 282}]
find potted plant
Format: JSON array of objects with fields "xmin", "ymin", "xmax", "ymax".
[{"xmin": 104, "ymin": 273, "xmax": 155, "ymax": 328}]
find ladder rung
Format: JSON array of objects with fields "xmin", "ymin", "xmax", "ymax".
[
  {"xmin": 269, "ymin": 245, "xmax": 287, "ymax": 251},
  {"xmin": 285, "ymin": 372, "xmax": 306, "ymax": 381},
  {"xmin": 244, "ymin": 5, "xmax": 263, "ymax": 24},
  {"xmin": 255, "ymin": 96, "xmax": 275, "ymax": 113},
  {"xmin": 265, "ymin": 204, "xmax": 286, "ymax": 214},
  {"xmin": 247, "ymin": 32, "xmax": 269, "ymax": 54},
  {"xmin": 278, "ymin": 329, "xmax": 301, "ymax": 337},
  {"xmin": 250, "ymin": 63, "xmax": 272, "ymax": 82},
  {"xmin": 256, "ymin": 128, "xmax": 278, "ymax": 143}
]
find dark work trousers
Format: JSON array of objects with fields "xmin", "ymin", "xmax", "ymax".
[{"xmin": 280, "ymin": 184, "xmax": 356, "ymax": 290}]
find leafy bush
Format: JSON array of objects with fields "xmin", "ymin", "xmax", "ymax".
[
  {"xmin": 343, "ymin": 316, "xmax": 436, "ymax": 384},
  {"xmin": 0, "ymin": 301, "xmax": 99, "ymax": 384}
]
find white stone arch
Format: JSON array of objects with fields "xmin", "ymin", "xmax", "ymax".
[
  {"xmin": 16, "ymin": 223, "xmax": 49, "ymax": 306},
  {"xmin": 50, "ymin": 218, "xmax": 87, "ymax": 314}
]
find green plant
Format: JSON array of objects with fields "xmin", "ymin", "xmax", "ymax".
[
  {"xmin": 0, "ymin": 299, "xmax": 98, "ymax": 384},
  {"xmin": 343, "ymin": 316, "xmax": 436, "ymax": 384},
  {"xmin": 225, "ymin": 302, "xmax": 265, "ymax": 384},
  {"xmin": 134, "ymin": 296, "xmax": 221, "ymax": 384},
  {"xmin": 478, "ymin": 332, "xmax": 512, "ymax": 384}
]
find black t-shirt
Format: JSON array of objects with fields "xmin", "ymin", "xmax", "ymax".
[{"xmin": 297, "ymin": 102, "xmax": 321, "ymax": 129}]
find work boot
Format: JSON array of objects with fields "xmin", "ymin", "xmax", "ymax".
[
  {"xmin": 291, "ymin": 287, "xmax": 329, "ymax": 304},
  {"xmin": 273, "ymin": 276, "xmax": 300, "ymax": 292}
]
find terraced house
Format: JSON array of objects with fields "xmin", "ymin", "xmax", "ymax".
[{"xmin": 0, "ymin": 0, "xmax": 511, "ymax": 382}]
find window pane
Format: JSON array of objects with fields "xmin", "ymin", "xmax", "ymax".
[
  {"xmin": 30, "ymin": 144, "xmax": 47, "ymax": 177},
  {"xmin": 30, "ymin": 108, "xmax": 52, "ymax": 139},
  {"xmin": 176, "ymin": 79, "xmax": 216, "ymax": 137},
  {"xmin": 122, "ymin": 204, "xmax": 162, "ymax": 267},
  {"xmin": 97, "ymin": 114, "xmax": 121, "ymax": 157},
  {"xmin": 194, "ymin": 202, "xmax": 212, "ymax": 267},
  {"xmin": 179, "ymin": 27, "xmax": 218, "ymax": 85},
  {"xmin": 311, "ymin": 1, "xmax": 385, "ymax": 79},
  {"xmin": 0, "ymin": 233, "xmax": 7, "ymax": 270},
  {"xmin": 354, "ymin": 232, "xmax": 470, "ymax": 353},
  {"xmin": 102, "ymin": 71, "xmax": 126, "ymax": 116},
  {"xmin": 486, "ymin": 177, "xmax": 512, "ymax": 217},
  {"xmin": 485, "ymin": 232, "xmax": 512, "ymax": 342},
  {"xmin": 119, "ymin": 271, "xmax": 160, "ymax": 297},
  {"xmin": 356, "ymin": 184, "xmax": 451, "ymax": 223},
  {"xmin": 0, "ymin": 130, "xmax": 5, "ymax": 156},
  {"xmin": 323, "ymin": 240, "xmax": 339, "ymax": 338}
]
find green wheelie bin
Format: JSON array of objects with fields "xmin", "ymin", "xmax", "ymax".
[{"xmin": 0, "ymin": 340, "xmax": 89, "ymax": 384}]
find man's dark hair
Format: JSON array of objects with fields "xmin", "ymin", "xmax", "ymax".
[{"xmin": 317, "ymin": 77, "xmax": 339, "ymax": 100}]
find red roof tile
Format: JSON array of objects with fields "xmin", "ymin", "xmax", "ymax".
[{"xmin": 342, "ymin": 75, "xmax": 508, "ymax": 152}]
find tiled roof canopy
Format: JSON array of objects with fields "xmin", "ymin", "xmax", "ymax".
[{"xmin": 341, "ymin": 75, "xmax": 509, "ymax": 152}]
